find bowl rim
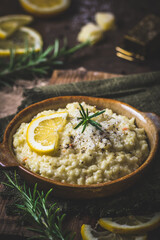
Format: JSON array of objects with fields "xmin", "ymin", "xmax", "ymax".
[{"xmin": 2, "ymin": 96, "xmax": 159, "ymax": 189}]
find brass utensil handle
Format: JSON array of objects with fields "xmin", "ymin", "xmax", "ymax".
[
  {"xmin": 144, "ymin": 112, "xmax": 160, "ymax": 132},
  {"xmin": 0, "ymin": 143, "xmax": 18, "ymax": 168}
]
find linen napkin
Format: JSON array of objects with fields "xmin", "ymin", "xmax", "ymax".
[{"xmin": 0, "ymin": 71, "xmax": 160, "ymax": 217}]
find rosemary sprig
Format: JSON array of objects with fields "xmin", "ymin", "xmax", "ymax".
[
  {"xmin": 0, "ymin": 39, "xmax": 90, "ymax": 86},
  {"xmin": 3, "ymin": 171, "xmax": 75, "ymax": 240},
  {"xmin": 74, "ymin": 103, "xmax": 105, "ymax": 133}
]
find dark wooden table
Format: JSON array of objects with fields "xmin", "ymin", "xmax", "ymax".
[
  {"xmin": 0, "ymin": 1, "xmax": 160, "ymax": 239},
  {"xmin": 0, "ymin": 0, "xmax": 160, "ymax": 75}
]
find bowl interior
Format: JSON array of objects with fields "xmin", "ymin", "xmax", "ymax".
[
  {"xmin": 3, "ymin": 96, "xmax": 158, "ymax": 197},
  {"xmin": 6, "ymin": 96, "xmax": 157, "ymax": 152}
]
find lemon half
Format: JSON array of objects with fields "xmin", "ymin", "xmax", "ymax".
[
  {"xmin": 26, "ymin": 112, "xmax": 68, "ymax": 154},
  {"xmin": 95, "ymin": 12, "xmax": 115, "ymax": 31},
  {"xmin": 19, "ymin": 0, "xmax": 71, "ymax": 17},
  {"xmin": 98, "ymin": 213, "xmax": 160, "ymax": 235},
  {"xmin": 0, "ymin": 26, "xmax": 43, "ymax": 56},
  {"xmin": 0, "ymin": 14, "xmax": 33, "ymax": 39},
  {"xmin": 77, "ymin": 23, "xmax": 103, "ymax": 45},
  {"xmin": 81, "ymin": 224, "xmax": 147, "ymax": 240}
]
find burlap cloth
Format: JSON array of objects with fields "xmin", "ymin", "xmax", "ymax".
[{"xmin": 0, "ymin": 71, "xmax": 160, "ymax": 217}]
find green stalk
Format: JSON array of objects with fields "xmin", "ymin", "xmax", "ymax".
[
  {"xmin": 0, "ymin": 39, "xmax": 90, "ymax": 85},
  {"xmin": 2, "ymin": 171, "xmax": 75, "ymax": 240}
]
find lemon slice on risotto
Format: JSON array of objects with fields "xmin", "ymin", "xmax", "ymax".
[
  {"xmin": 81, "ymin": 224, "xmax": 147, "ymax": 240},
  {"xmin": 98, "ymin": 212, "xmax": 160, "ymax": 235},
  {"xmin": 19, "ymin": 0, "xmax": 71, "ymax": 17},
  {"xmin": 26, "ymin": 112, "xmax": 68, "ymax": 154}
]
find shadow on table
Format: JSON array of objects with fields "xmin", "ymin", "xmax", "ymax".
[{"xmin": 0, "ymin": 235, "xmax": 40, "ymax": 240}]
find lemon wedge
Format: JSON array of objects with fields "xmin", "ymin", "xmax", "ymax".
[
  {"xmin": 77, "ymin": 23, "xmax": 103, "ymax": 44},
  {"xmin": 95, "ymin": 12, "xmax": 115, "ymax": 31},
  {"xmin": 0, "ymin": 26, "xmax": 43, "ymax": 56},
  {"xmin": 98, "ymin": 212, "xmax": 160, "ymax": 235},
  {"xmin": 26, "ymin": 112, "xmax": 68, "ymax": 154},
  {"xmin": 19, "ymin": 0, "xmax": 71, "ymax": 17},
  {"xmin": 81, "ymin": 224, "xmax": 147, "ymax": 240},
  {"xmin": 0, "ymin": 15, "xmax": 33, "ymax": 39}
]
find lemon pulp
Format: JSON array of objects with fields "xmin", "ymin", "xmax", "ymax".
[
  {"xmin": 28, "ymin": 0, "xmax": 62, "ymax": 8},
  {"xmin": 81, "ymin": 224, "xmax": 147, "ymax": 240},
  {"xmin": 77, "ymin": 23, "xmax": 103, "ymax": 44},
  {"xmin": 98, "ymin": 213, "xmax": 160, "ymax": 234},
  {"xmin": 19, "ymin": 0, "xmax": 71, "ymax": 17},
  {"xmin": 95, "ymin": 12, "xmax": 115, "ymax": 31},
  {"xmin": 26, "ymin": 112, "xmax": 68, "ymax": 154},
  {"xmin": 0, "ymin": 26, "xmax": 43, "ymax": 56},
  {"xmin": 0, "ymin": 15, "xmax": 33, "ymax": 39}
]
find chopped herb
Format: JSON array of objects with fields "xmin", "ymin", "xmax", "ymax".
[{"xmin": 74, "ymin": 103, "xmax": 105, "ymax": 133}]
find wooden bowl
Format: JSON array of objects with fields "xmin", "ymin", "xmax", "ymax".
[{"xmin": 0, "ymin": 96, "xmax": 159, "ymax": 199}]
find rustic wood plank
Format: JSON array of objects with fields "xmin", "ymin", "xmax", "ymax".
[{"xmin": 50, "ymin": 68, "xmax": 120, "ymax": 85}]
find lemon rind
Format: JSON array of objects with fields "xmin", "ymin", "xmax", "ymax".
[
  {"xmin": 0, "ymin": 14, "xmax": 33, "ymax": 23},
  {"xmin": 19, "ymin": 0, "xmax": 71, "ymax": 17},
  {"xmin": 0, "ymin": 15, "xmax": 33, "ymax": 39},
  {"xmin": 26, "ymin": 112, "xmax": 68, "ymax": 154},
  {"xmin": 0, "ymin": 26, "xmax": 43, "ymax": 56},
  {"xmin": 98, "ymin": 213, "xmax": 160, "ymax": 234},
  {"xmin": 81, "ymin": 224, "xmax": 97, "ymax": 240}
]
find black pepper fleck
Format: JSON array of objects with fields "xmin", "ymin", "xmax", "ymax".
[{"xmin": 64, "ymin": 144, "xmax": 69, "ymax": 149}]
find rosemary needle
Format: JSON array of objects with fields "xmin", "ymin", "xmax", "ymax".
[
  {"xmin": 3, "ymin": 171, "xmax": 75, "ymax": 240},
  {"xmin": 0, "ymin": 39, "xmax": 90, "ymax": 86},
  {"xmin": 74, "ymin": 103, "xmax": 105, "ymax": 133}
]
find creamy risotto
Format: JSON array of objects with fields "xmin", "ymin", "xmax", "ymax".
[{"xmin": 13, "ymin": 102, "xmax": 149, "ymax": 185}]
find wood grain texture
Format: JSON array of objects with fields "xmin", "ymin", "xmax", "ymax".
[{"xmin": 50, "ymin": 68, "xmax": 121, "ymax": 85}]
